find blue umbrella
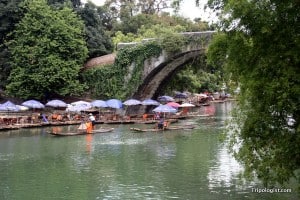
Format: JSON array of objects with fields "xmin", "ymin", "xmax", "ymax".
[
  {"xmin": 46, "ymin": 99, "xmax": 67, "ymax": 108},
  {"xmin": 174, "ymin": 92, "xmax": 188, "ymax": 99},
  {"xmin": 22, "ymin": 100, "xmax": 45, "ymax": 109},
  {"xmin": 106, "ymin": 99, "xmax": 123, "ymax": 109},
  {"xmin": 123, "ymin": 99, "xmax": 141, "ymax": 106},
  {"xmin": 0, "ymin": 101, "xmax": 19, "ymax": 111},
  {"xmin": 91, "ymin": 100, "xmax": 108, "ymax": 108},
  {"xmin": 158, "ymin": 95, "xmax": 175, "ymax": 102},
  {"xmin": 141, "ymin": 99, "xmax": 160, "ymax": 106},
  {"xmin": 153, "ymin": 105, "xmax": 177, "ymax": 113}
]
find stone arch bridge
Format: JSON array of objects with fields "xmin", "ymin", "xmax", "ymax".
[{"xmin": 84, "ymin": 31, "xmax": 216, "ymax": 100}]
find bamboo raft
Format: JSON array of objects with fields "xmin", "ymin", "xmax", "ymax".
[
  {"xmin": 130, "ymin": 125, "xmax": 195, "ymax": 132},
  {"xmin": 48, "ymin": 127, "xmax": 114, "ymax": 136}
]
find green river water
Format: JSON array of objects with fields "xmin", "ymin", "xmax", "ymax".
[{"xmin": 0, "ymin": 102, "xmax": 298, "ymax": 200}]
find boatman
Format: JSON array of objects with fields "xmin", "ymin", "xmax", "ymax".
[
  {"xmin": 88, "ymin": 113, "xmax": 96, "ymax": 129},
  {"xmin": 157, "ymin": 117, "xmax": 164, "ymax": 130}
]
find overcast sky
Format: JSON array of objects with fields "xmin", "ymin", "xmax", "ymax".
[{"xmin": 85, "ymin": 0, "xmax": 217, "ymax": 23}]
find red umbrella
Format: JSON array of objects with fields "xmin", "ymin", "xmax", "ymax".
[{"xmin": 166, "ymin": 102, "xmax": 180, "ymax": 108}]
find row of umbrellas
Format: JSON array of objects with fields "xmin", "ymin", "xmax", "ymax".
[{"xmin": 0, "ymin": 95, "xmax": 194, "ymax": 113}]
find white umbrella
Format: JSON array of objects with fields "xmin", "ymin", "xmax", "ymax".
[
  {"xmin": 46, "ymin": 99, "xmax": 67, "ymax": 108},
  {"xmin": 66, "ymin": 104, "xmax": 91, "ymax": 112},
  {"xmin": 153, "ymin": 105, "xmax": 177, "ymax": 113},
  {"xmin": 70, "ymin": 100, "xmax": 91, "ymax": 107},
  {"xmin": 123, "ymin": 99, "xmax": 141, "ymax": 106},
  {"xmin": 179, "ymin": 103, "xmax": 195, "ymax": 107}
]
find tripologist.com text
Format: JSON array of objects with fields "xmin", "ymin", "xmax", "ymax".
[{"xmin": 252, "ymin": 188, "xmax": 292, "ymax": 193}]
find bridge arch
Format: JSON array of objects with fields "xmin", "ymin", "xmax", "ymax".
[{"xmin": 132, "ymin": 49, "xmax": 205, "ymax": 100}]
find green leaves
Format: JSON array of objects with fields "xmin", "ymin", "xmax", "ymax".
[
  {"xmin": 208, "ymin": 0, "xmax": 300, "ymax": 188},
  {"xmin": 6, "ymin": 0, "xmax": 88, "ymax": 100},
  {"xmin": 81, "ymin": 42, "xmax": 162, "ymax": 100}
]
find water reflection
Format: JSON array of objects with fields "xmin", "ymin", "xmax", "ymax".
[
  {"xmin": 0, "ymin": 101, "xmax": 298, "ymax": 200},
  {"xmin": 207, "ymin": 143, "xmax": 245, "ymax": 189}
]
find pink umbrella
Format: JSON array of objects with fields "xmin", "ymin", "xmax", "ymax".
[{"xmin": 166, "ymin": 102, "xmax": 180, "ymax": 108}]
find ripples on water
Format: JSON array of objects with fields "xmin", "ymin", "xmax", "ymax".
[{"xmin": 0, "ymin": 102, "xmax": 298, "ymax": 200}]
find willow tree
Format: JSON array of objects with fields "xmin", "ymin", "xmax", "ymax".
[
  {"xmin": 6, "ymin": 0, "xmax": 88, "ymax": 100},
  {"xmin": 207, "ymin": 0, "xmax": 300, "ymax": 187}
]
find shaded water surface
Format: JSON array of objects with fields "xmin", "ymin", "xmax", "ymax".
[{"xmin": 0, "ymin": 102, "xmax": 297, "ymax": 199}]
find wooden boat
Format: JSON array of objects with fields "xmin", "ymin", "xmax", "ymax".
[
  {"xmin": 130, "ymin": 125, "xmax": 195, "ymax": 132},
  {"xmin": 49, "ymin": 127, "xmax": 114, "ymax": 136}
]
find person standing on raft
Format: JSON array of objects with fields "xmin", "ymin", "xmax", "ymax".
[{"xmin": 88, "ymin": 113, "xmax": 96, "ymax": 128}]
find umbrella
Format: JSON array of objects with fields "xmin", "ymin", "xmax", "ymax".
[
  {"xmin": 166, "ymin": 102, "xmax": 180, "ymax": 108},
  {"xmin": 174, "ymin": 92, "xmax": 188, "ymax": 99},
  {"xmin": 106, "ymin": 99, "xmax": 123, "ymax": 109},
  {"xmin": 70, "ymin": 100, "xmax": 91, "ymax": 107},
  {"xmin": 16, "ymin": 105, "xmax": 29, "ymax": 111},
  {"xmin": 158, "ymin": 95, "xmax": 175, "ymax": 102},
  {"xmin": 179, "ymin": 103, "xmax": 195, "ymax": 107},
  {"xmin": 22, "ymin": 100, "xmax": 45, "ymax": 109},
  {"xmin": 153, "ymin": 105, "xmax": 177, "ymax": 113},
  {"xmin": 46, "ymin": 99, "xmax": 67, "ymax": 108},
  {"xmin": 91, "ymin": 100, "xmax": 108, "ymax": 108},
  {"xmin": 123, "ymin": 99, "xmax": 141, "ymax": 106},
  {"xmin": 0, "ymin": 101, "xmax": 19, "ymax": 111},
  {"xmin": 66, "ymin": 104, "xmax": 91, "ymax": 112},
  {"xmin": 141, "ymin": 99, "xmax": 160, "ymax": 106}
]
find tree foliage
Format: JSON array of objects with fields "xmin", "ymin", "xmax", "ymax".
[
  {"xmin": 6, "ymin": 0, "xmax": 88, "ymax": 100},
  {"xmin": 0, "ymin": 0, "xmax": 24, "ymax": 89},
  {"xmin": 207, "ymin": 0, "xmax": 300, "ymax": 187},
  {"xmin": 165, "ymin": 56, "xmax": 221, "ymax": 94},
  {"xmin": 77, "ymin": 2, "xmax": 113, "ymax": 58}
]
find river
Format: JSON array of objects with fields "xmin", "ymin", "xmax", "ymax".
[{"xmin": 0, "ymin": 102, "xmax": 297, "ymax": 199}]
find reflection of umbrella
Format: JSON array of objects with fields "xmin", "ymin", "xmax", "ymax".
[
  {"xmin": 179, "ymin": 103, "xmax": 195, "ymax": 107},
  {"xmin": 91, "ymin": 100, "xmax": 108, "ymax": 108},
  {"xmin": 22, "ymin": 100, "xmax": 45, "ymax": 109},
  {"xmin": 123, "ymin": 99, "xmax": 141, "ymax": 106},
  {"xmin": 166, "ymin": 102, "xmax": 180, "ymax": 108},
  {"xmin": 141, "ymin": 99, "xmax": 160, "ymax": 106},
  {"xmin": 46, "ymin": 99, "xmax": 67, "ymax": 108},
  {"xmin": 0, "ymin": 101, "xmax": 19, "ymax": 111},
  {"xmin": 106, "ymin": 99, "xmax": 122, "ymax": 109},
  {"xmin": 158, "ymin": 95, "xmax": 175, "ymax": 102},
  {"xmin": 153, "ymin": 105, "xmax": 177, "ymax": 113}
]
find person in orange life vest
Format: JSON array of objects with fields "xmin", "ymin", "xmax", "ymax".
[{"xmin": 85, "ymin": 121, "xmax": 93, "ymax": 134}]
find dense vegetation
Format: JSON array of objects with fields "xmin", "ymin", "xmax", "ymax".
[
  {"xmin": 206, "ymin": 0, "xmax": 300, "ymax": 189},
  {"xmin": 6, "ymin": 0, "xmax": 88, "ymax": 100}
]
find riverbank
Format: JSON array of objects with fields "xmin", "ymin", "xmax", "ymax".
[{"xmin": 0, "ymin": 117, "xmax": 181, "ymax": 132}]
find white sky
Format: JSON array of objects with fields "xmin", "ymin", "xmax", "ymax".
[{"xmin": 85, "ymin": 0, "xmax": 217, "ymax": 23}]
